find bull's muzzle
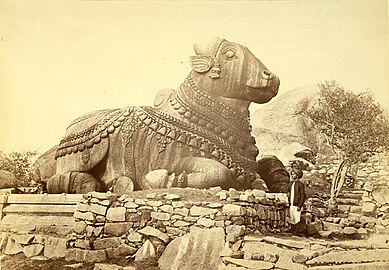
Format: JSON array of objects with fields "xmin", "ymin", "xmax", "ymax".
[
  {"xmin": 247, "ymin": 70, "xmax": 279, "ymax": 93},
  {"xmin": 246, "ymin": 70, "xmax": 280, "ymax": 103}
]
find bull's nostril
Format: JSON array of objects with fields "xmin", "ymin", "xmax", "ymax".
[{"xmin": 262, "ymin": 70, "xmax": 272, "ymax": 79}]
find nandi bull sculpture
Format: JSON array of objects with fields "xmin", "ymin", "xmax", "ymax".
[{"xmin": 44, "ymin": 37, "xmax": 283, "ymax": 195}]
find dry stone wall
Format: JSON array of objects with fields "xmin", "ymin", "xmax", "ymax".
[
  {"xmin": 303, "ymin": 151, "xmax": 389, "ymax": 238},
  {"xmin": 0, "ymin": 188, "xmax": 289, "ymax": 263}
]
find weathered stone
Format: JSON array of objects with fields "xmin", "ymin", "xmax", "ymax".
[
  {"xmin": 276, "ymin": 256, "xmax": 306, "ymax": 270},
  {"xmin": 11, "ymin": 234, "xmax": 35, "ymax": 245},
  {"xmin": 252, "ymin": 189, "xmax": 266, "ymax": 198},
  {"xmin": 44, "ymin": 237, "xmax": 67, "ymax": 258},
  {"xmin": 94, "ymin": 263, "xmax": 123, "ymax": 270},
  {"xmin": 4, "ymin": 237, "xmax": 23, "ymax": 255},
  {"xmin": 145, "ymin": 169, "xmax": 168, "ymax": 189},
  {"xmin": 307, "ymin": 221, "xmax": 323, "ymax": 236},
  {"xmin": 208, "ymin": 202, "xmax": 223, "ymax": 208},
  {"xmin": 174, "ymin": 208, "xmax": 189, "ymax": 217},
  {"xmin": 337, "ymin": 204, "xmax": 350, "ymax": 213},
  {"xmin": 75, "ymin": 239, "xmax": 90, "ymax": 249},
  {"xmin": 96, "ymin": 215, "xmax": 106, "ymax": 223},
  {"xmin": 159, "ymin": 227, "xmax": 225, "ymax": 270},
  {"xmin": 222, "ymin": 258, "xmax": 273, "ymax": 269},
  {"xmin": 262, "ymin": 236, "xmax": 309, "ymax": 249},
  {"xmin": 227, "ymin": 188, "xmax": 240, "ymax": 200},
  {"xmin": 350, "ymin": 205, "xmax": 362, "ymax": 213},
  {"xmin": 362, "ymin": 202, "xmax": 377, "ymax": 216},
  {"xmin": 135, "ymin": 239, "xmax": 156, "ymax": 261},
  {"xmin": 106, "ymin": 207, "xmax": 126, "ymax": 222},
  {"xmin": 160, "ymin": 205, "xmax": 174, "ymax": 214},
  {"xmin": 166, "ymin": 226, "xmax": 184, "ymax": 236},
  {"xmin": 189, "ymin": 205, "xmax": 218, "ymax": 216},
  {"xmin": 74, "ymin": 221, "xmax": 88, "ymax": 234},
  {"xmin": 264, "ymin": 253, "xmax": 279, "ymax": 263},
  {"xmin": 126, "ymin": 213, "xmax": 141, "ymax": 222},
  {"xmin": 322, "ymin": 221, "xmax": 343, "ymax": 232},
  {"xmin": 216, "ymin": 191, "xmax": 228, "ymax": 200},
  {"xmin": 226, "ymin": 225, "xmax": 245, "ymax": 243},
  {"xmin": 93, "ymin": 226, "xmax": 104, "ymax": 237},
  {"xmin": 220, "ymin": 242, "xmax": 234, "ymax": 257},
  {"xmin": 90, "ymin": 203, "xmax": 107, "ymax": 216},
  {"xmin": 151, "ymin": 212, "xmax": 171, "ymax": 221},
  {"xmin": 222, "ymin": 204, "xmax": 244, "ymax": 217},
  {"xmin": 76, "ymin": 202, "xmax": 90, "ymax": 212},
  {"xmin": 242, "ymin": 240, "xmax": 298, "ymax": 261},
  {"xmin": 343, "ymin": 226, "xmax": 357, "ymax": 235},
  {"xmin": 292, "ymin": 253, "xmax": 308, "ymax": 263},
  {"xmin": 367, "ymin": 234, "xmax": 389, "ymax": 246},
  {"xmin": 23, "ymin": 244, "xmax": 44, "ymax": 258},
  {"xmin": 165, "ymin": 193, "xmax": 181, "ymax": 200},
  {"xmin": 174, "ymin": 220, "xmax": 191, "ymax": 227},
  {"xmin": 104, "ymin": 222, "xmax": 132, "ymax": 237},
  {"xmin": 356, "ymin": 227, "xmax": 368, "ymax": 236},
  {"xmin": 147, "ymin": 200, "xmax": 163, "ymax": 207},
  {"xmin": 172, "ymin": 201, "xmax": 184, "ymax": 208},
  {"xmin": 74, "ymin": 211, "xmax": 95, "ymax": 222},
  {"xmin": 124, "ymin": 201, "xmax": 138, "ymax": 209},
  {"xmin": 127, "ymin": 230, "xmax": 143, "ymax": 243},
  {"xmin": 93, "ymin": 237, "xmax": 121, "ymax": 250},
  {"xmin": 138, "ymin": 226, "xmax": 170, "ymax": 243},
  {"xmin": 197, "ymin": 217, "xmax": 215, "ymax": 227},
  {"xmin": 372, "ymin": 186, "xmax": 389, "ymax": 205},
  {"xmin": 107, "ymin": 243, "xmax": 137, "ymax": 259}
]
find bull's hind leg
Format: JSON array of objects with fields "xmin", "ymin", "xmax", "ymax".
[{"xmin": 47, "ymin": 172, "xmax": 102, "ymax": 194}]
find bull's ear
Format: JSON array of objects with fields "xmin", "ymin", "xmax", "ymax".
[{"xmin": 189, "ymin": 55, "xmax": 213, "ymax": 73}]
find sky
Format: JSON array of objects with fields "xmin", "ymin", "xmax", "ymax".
[{"xmin": 1, "ymin": 1, "xmax": 388, "ymax": 154}]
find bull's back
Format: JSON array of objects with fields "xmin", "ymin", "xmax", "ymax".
[{"xmin": 55, "ymin": 108, "xmax": 130, "ymax": 174}]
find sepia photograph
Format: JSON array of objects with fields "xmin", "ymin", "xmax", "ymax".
[{"xmin": 0, "ymin": 1, "xmax": 388, "ymax": 269}]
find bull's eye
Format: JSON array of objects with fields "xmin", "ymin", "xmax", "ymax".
[{"xmin": 225, "ymin": 50, "xmax": 235, "ymax": 58}]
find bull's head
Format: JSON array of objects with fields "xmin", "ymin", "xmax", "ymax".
[{"xmin": 190, "ymin": 37, "xmax": 280, "ymax": 104}]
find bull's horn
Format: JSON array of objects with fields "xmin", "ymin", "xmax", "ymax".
[{"xmin": 193, "ymin": 37, "xmax": 226, "ymax": 56}]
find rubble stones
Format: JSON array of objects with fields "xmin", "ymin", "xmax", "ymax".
[
  {"xmin": 106, "ymin": 207, "xmax": 126, "ymax": 222},
  {"xmin": 135, "ymin": 239, "xmax": 156, "ymax": 262},
  {"xmin": 138, "ymin": 226, "xmax": 169, "ymax": 243},
  {"xmin": 43, "ymin": 237, "xmax": 67, "ymax": 258}
]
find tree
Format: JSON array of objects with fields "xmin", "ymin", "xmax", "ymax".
[
  {"xmin": 0, "ymin": 151, "xmax": 38, "ymax": 187},
  {"xmin": 307, "ymin": 80, "xmax": 389, "ymax": 201}
]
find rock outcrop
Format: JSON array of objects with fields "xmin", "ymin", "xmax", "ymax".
[{"xmin": 252, "ymin": 84, "xmax": 324, "ymax": 157}]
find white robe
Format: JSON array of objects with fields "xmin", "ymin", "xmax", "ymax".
[{"xmin": 289, "ymin": 182, "xmax": 301, "ymax": 225}]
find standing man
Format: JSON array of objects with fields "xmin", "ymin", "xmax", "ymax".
[{"xmin": 289, "ymin": 168, "xmax": 306, "ymax": 235}]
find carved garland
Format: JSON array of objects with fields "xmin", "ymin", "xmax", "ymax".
[{"xmin": 171, "ymin": 75, "xmax": 259, "ymax": 159}]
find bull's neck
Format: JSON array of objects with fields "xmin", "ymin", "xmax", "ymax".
[
  {"xmin": 190, "ymin": 73, "xmax": 251, "ymax": 116},
  {"xmin": 167, "ymin": 74, "xmax": 258, "ymax": 160},
  {"xmin": 177, "ymin": 74, "xmax": 252, "ymax": 131}
]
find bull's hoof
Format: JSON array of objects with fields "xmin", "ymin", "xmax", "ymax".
[
  {"xmin": 72, "ymin": 172, "xmax": 102, "ymax": 194},
  {"xmin": 113, "ymin": 176, "xmax": 134, "ymax": 196},
  {"xmin": 47, "ymin": 173, "xmax": 71, "ymax": 194}
]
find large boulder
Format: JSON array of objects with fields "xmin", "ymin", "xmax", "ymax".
[
  {"xmin": 0, "ymin": 170, "xmax": 17, "ymax": 189},
  {"xmin": 159, "ymin": 227, "xmax": 225, "ymax": 270},
  {"xmin": 252, "ymin": 84, "xmax": 326, "ymax": 156}
]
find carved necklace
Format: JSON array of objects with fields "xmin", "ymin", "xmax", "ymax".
[{"xmin": 170, "ymin": 75, "xmax": 259, "ymax": 159}]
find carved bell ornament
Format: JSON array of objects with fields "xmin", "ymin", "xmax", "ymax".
[{"xmin": 190, "ymin": 37, "xmax": 226, "ymax": 79}]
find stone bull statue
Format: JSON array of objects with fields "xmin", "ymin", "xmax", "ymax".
[{"xmin": 40, "ymin": 37, "xmax": 283, "ymax": 194}]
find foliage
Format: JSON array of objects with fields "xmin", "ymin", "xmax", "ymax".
[
  {"xmin": 307, "ymin": 80, "xmax": 389, "ymax": 202},
  {"xmin": 307, "ymin": 80, "xmax": 389, "ymax": 163},
  {"xmin": 0, "ymin": 150, "xmax": 38, "ymax": 187}
]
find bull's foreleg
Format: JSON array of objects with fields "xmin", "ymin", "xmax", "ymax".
[
  {"xmin": 173, "ymin": 157, "xmax": 233, "ymax": 189},
  {"xmin": 47, "ymin": 172, "xmax": 102, "ymax": 194}
]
